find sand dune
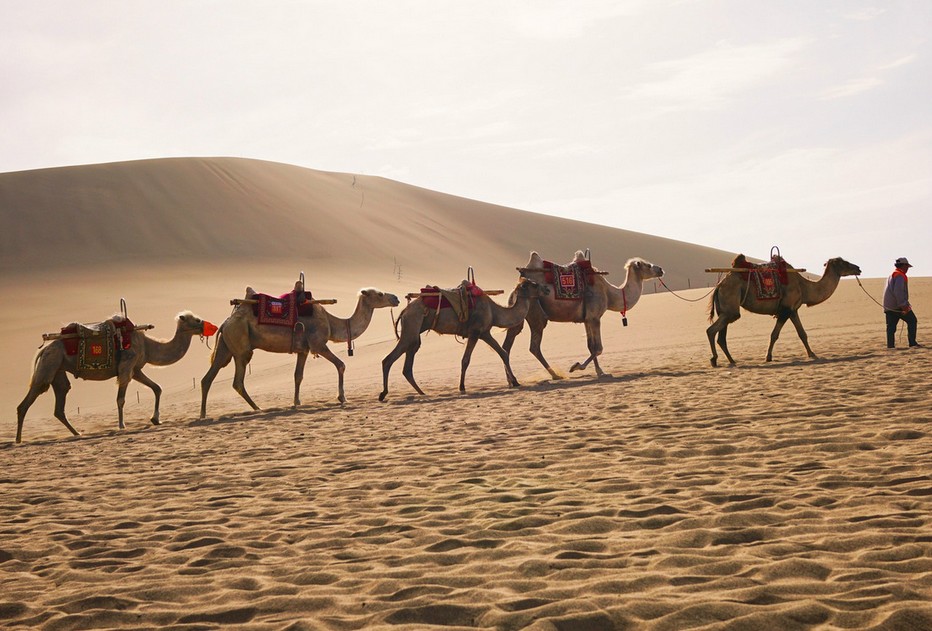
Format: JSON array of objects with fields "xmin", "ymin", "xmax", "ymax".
[{"xmin": 1, "ymin": 159, "xmax": 929, "ymax": 629}]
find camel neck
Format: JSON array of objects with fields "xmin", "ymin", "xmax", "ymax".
[
  {"xmin": 328, "ymin": 297, "xmax": 373, "ymax": 342},
  {"xmin": 143, "ymin": 326, "xmax": 195, "ymax": 366},
  {"xmin": 607, "ymin": 271, "xmax": 643, "ymax": 313},
  {"xmin": 802, "ymin": 266, "xmax": 842, "ymax": 307}
]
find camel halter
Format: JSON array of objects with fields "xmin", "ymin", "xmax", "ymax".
[{"xmin": 621, "ymin": 288, "xmax": 628, "ymax": 327}]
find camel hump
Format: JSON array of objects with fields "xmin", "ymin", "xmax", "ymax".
[
  {"xmin": 574, "ymin": 250, "xmax": 586, "ymax": 262},
  {"xmin": 731, "ymin": 254, "xmax": 748, "ymax": 267},
  {"xmin": 527, "ymin": 251, "xmax": 543, "ymax": 267},
  {"xmin": 244, "ymin": 286, "xmax": 256, "ymax": 298}
]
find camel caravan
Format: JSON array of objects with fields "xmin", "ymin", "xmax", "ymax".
[{"xmin": 15, "ymin": 248, "xmax": 862, "ymax": 442}]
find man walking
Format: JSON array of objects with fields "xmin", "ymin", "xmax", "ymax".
[{"xmin": 883, "ymin": 257, "xmax": 920, "ymax": 348}]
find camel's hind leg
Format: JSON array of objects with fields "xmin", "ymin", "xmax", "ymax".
[
  {"xmin": 200, "ymin": 334, "xmax": 234, "ymax": 418},
  {"xmin": 459, "ymin": 334, "xmax": 481, "ymax": 392},
  {"xmin": 570, "ymin": 319, "xmax": 605, "ymax": 376},
  {"xmin": 707, "ymin": 314, "xmax": 740, "ymax": 367},
  {"xmin": 232, "ymin": 351, "xmax": 260, "ymax": 412},
  {"xmin": 293, "ymin": 352, "xmax": 309, "ymax": 406},
  {"xmin": 501, "ymin": 321, "xmax": 523, "ymax": 355},
  {"xmin": 528, "ymin": 320, "xmax": 561, "ymax": 380},
  {"xmin": 401, "ymin": 340, "xmax": 425, "ymax": 397},
  {"xmin": 132, "ymin": 369, "xmax": 162, "ymax": 425},
  {"xmin": 50, "ymin": 371, "xmax": 80, "ymax": 438},
  {"xmin": 380, "ymin": 339, "xmax": 410, "ymax": 401}
]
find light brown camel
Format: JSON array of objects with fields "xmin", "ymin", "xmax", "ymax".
[
  {"xmin": 16, "ymin": 312, "xmax": 217, "ymax": 443},
  {"xmin": 379, "ymin": 277, "xmax": 546, "ymax": 401},
  {"xmin": 706, "ymin": 256, "xmax": 862, "ymax": 367},
  {"xmin": 502, "ymin": 251, "xmax": 664, "ymax": 378},
  {"xmin": 200, "ymin": 287, "xmax": 399, "ymax": 417}
]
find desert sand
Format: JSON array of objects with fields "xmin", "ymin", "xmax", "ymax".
[{"xmin": 1, "ymin": 159, "xmax": 929, "ymax": 629}]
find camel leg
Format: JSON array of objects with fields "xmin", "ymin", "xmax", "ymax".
[
  {"xmin": 50, "ymin": 371, "xmax": 80, "ymax": 438},
  {"xmin": 401, "ymin": 338, "xmax": 425, "ymax": 397},
  {"xmin": 481, "ymin": 330, "xmax": 519, "ymax": 388},
  {"xmin": 502, "ymin": 321, "xmax": 523, "ymax": 355},
  {"xmin": 16, "ymin": 379, "xmax": 51, "ymax": 444},
  {"xmin": 316, "ymin": 346, "xmax": 346, "ymax": 404},
  {"xmin": 528, "ymin": 321, "xmax": 560, "ymax": 380},
  {"xmin": 293, "ymin": 352, "xmax": 309, "ymax": 406},
  {"xmin": 789, "ymin": 311, "xmax": 817, "ymax": 359},
  {"xmin": 200, "ymin": 334, "xmax": 233, "ymax": 418},
  {"xmin": 459, "ymin": 334, "xmax": 481, "ymax": 392},
  {"xmin": 232, "ymin": 351, "xmax": 260, "ymax": 411},
  {"xmin": 707, "ymin": 313, "xmax": 739, "ymax": 367},
  {"xmin": 132, "ymin": 369, "xmax": 162, "ymax": 425},
  {"xmin": 571, "ymin": 319, "xmax": 605, "ymax": 376},
  {"xmin": 766, "ymin": 314, "xmax": 791, "ymax": 362},
  {"xmin": 380, "ymin": 339, "xmax": 409, "ymax": 401}
]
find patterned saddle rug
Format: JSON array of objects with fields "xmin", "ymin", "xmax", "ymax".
[
  {"xmin": 540, "ymin": 259, "xmax": 596, "ymax": 300},
  {"xmin": 733, "ymin": 255, "xmax": 788, "ymax": 301},
  {"xmin": 421, "ymin": 282, "xmax": 485, "ymax": 322},
  {"xmin": 249, "ymin": 289, "xmax": 315, "ymax": 326},
  {"xmin": 61, "ymin": 318, "xmax": 136, "ymax": 371}
]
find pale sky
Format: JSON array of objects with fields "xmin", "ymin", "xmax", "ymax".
[{"xmin": 2, "ymin": 1, "xmax": 930, "ymax": 278}]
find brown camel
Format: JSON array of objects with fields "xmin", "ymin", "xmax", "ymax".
[
  {"xmin": 200, "ymin": 287, "xmax": 399, "ymax": 417},
  {"xmin": 706, "ymin": 256, "xmax": 862, "ymax": 367},
  {"xmin": 502, "ymin": 251, "xmax": 664, "ymax": 378},
  {"xmin": 16, "ymin": 312, "xmax": 217, "ymax": 443},
  {"xmin": 379, "ymin": 277, "xmax": 546, "ymax": 401}
]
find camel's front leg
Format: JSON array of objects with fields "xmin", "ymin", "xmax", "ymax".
[
  {"xmin": 132, "ymin": 369, "xmax": 162, "ymax": 425},
  {"xmin": 293, "ymin": 352, "xmax": 309, "ymax": 406},
  {"xmin": 481, "ymin": 330, "xmax": 519, "ymax": 387},
  {"xmin": 789, "ymin": 311, "xmax": 817, "ymax": 359},
  {"xmin": 501, "ymin": 321, "xmax": 523, "ymax": 355},
  {"xmin": 766, "ymin": 314, "xmax": 791, "ymax": 362},
  {"xmin": 200, "ymin": 334, "xmax": 233, "ymax": 418},
  {"xmin": 459, "ymin": 334, "xmax": 481, "ymax": 392},
  {"xmin": 317, "ymin": 345, "xmax": 346, "ymax": 404}
]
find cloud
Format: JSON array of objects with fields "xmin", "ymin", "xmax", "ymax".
[{"xmin": 622, "ymin": 39, "xmax": 805, "ymax": 112}]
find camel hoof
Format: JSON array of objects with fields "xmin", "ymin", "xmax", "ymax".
[
  {"xmin": 379, "ymin": 392, "xmax": 387, "ymax": 402},
  {"xmin": 569, "ymin": 363, "xmax": 583, "ymax": 372},
  {"xmin": 150, "ymin": 418, "xmax": 161, "ymax": 426},
  {"xmin": 710, "ymin": 358, "xmax": 718, "ymax": 367}
]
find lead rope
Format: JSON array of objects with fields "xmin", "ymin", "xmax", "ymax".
[
  {"xmin": 345, "ymin": 320, "xmax": 354, "ymax": 356},
  {"xmin": 658, "ymin": 277, "xmax": 718, "ymax": 303},
  {"xmin": 855, "ymin": 276, "xmax": 886, "ymax": 310}
]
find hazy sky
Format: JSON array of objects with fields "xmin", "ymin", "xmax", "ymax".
[{"xmin": 3, "ymin": 1, "xmax": 930, "ymax": 277}]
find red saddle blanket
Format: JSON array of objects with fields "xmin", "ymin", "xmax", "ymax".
[
  {"xmin": 735, "ymin": 256, "xmax": 788, "ymax": 300},
  {"xmin": 420, "ymin": 283, "xmax": 485, "ymax": 311},
  {"xmin": 251, "ymin": 291, "xmax": 315, "ymax": 326},
  {"xmin": 61, "ymin": 318, "xmax": 136, "ymax": 371},
  {"xmin": 541, "ymin": 259, "xmax": 595, "ymax": 300}
]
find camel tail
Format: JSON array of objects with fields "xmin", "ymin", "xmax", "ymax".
[{"xmin": 708, "ymin": 287, "xmax": 719, "ymax": 323}]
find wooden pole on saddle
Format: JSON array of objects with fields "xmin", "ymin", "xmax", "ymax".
[
  {"xmin": 230, "ymin": 298, "xmax": 338, "ymax": 306},
  {"xmin": 42, "ymin": 324, "xmax": 155, "ymax": 342},
  {"xmin": 705, "ymin": 267, "xmax": 806, "ymax": 273}
]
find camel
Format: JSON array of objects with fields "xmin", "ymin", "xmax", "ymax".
[
  {"xmin": 706, "ymin": 256, "xmax": 862, "ymax": 367},
  {"xmin": 200, "ymin": 287, "xmax": 399, "ymax": 417},
  {"xmin": 502, "ymin": 251, "xmax": 664, "ymax": 378},
  {"xmin": 16, "ymin": 312, "xmax": 217, "ymax": 443},
  {"xmin": 379, "ymin": 277, "xmax": 546, "ymax": 401}
]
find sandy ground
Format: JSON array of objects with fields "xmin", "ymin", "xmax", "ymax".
[{"xmin": 2, "ymin": 276, "xmax": 929, "ymax": 630}]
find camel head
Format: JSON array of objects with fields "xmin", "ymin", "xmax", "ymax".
[
  {"xmin": 176, "ymin": 311, "xmax": 218, "ymax": 337},
  {"xmin": 826, "ymin": 257, "xmax": 861, "ymax": 277},
  {"xmin": 358, "ymin": 288, "xmax": 400, "ymax": 309},
  {"xmin": 514, "ymin": 277, "xmax": 549, "ymax": 299},
  {"xmin": 627, "ymin": 258, "xmax": 664, "ymax": 280}
]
